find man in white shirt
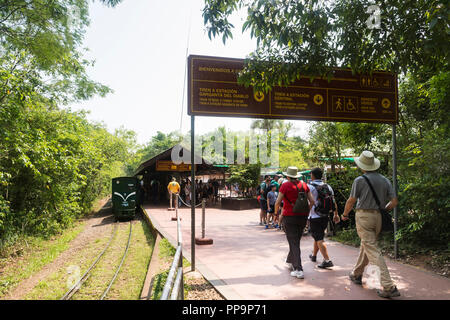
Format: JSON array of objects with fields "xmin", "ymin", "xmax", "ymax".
[{"xmin": 307, "ymin": 167, "xmax": 340, "ymax": 269}]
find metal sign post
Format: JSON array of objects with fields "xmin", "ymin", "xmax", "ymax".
[
  {"xmin": 392, "ymin": 124, "xmax": 398, "ymax": 259},
  {"xmin": 190, "ymin": 115, "xmax": 196, "ymax": 271}
]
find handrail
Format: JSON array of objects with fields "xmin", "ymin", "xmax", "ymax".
[{"xmin": 160, "ymin": 195, "xmax": 184, "ymax": 300}]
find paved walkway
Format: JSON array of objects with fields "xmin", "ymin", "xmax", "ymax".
[{"xmin": 143, "ymin": 204, "xmax": 450, "ymax": 300}]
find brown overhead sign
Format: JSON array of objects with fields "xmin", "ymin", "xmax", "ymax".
[
  {"xmin": 156, "ymin": 160, "xmax": 192, "ymax": 172},
  {"xmin": 188, "ymin": 55, "xmax": 398, "ymax": 124}
]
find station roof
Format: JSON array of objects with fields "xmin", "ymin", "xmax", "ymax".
[{"xmin": 134, "ymin": 144, "xmax": 229, "ymax": 176}]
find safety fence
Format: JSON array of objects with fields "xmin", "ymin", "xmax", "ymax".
[{"xmin": 160, "ymin": 196, "xmax": 184, "ymax": 300}]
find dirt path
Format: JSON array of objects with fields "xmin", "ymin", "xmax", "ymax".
[{"xmin": 4, "ymin": 198, "xmax": 114, "ymax": 300}]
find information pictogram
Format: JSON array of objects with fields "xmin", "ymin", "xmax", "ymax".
[
  {"xmin": 332, "ymin": 96, "xmax": 359, "ymax": 113},
  {"xmin": 254, "ymin": 91, "xmax": 265, "ymax": 102},
  {"xmin": 313, "ymin": 94, "xmax": 324, "ymax": 105},
  {"xmin": 381, "ymin": 98, "xmax": 391, "ymax": 109}
]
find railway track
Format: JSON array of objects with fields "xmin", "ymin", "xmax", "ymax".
[{"xmin": 60, "ymin": 220, "xmax": 133, "ymax": 300}]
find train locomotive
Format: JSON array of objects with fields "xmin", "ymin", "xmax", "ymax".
[{"xmin": 111, "ymin": 177, "xmax": 142, "ymax": 220}]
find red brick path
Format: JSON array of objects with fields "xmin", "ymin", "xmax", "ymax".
[{"xmin": 143, "ymin": 204, "xmax": 450, "ymax": 300}]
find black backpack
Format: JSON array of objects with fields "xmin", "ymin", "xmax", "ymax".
[{"xmin": 313, "ymin": 183, "xmax": 335, "ymax": 218}]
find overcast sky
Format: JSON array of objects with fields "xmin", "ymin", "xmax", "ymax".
[{"xmin": 68, "ymin": 0, "xmax": 311, "ymax": 145}]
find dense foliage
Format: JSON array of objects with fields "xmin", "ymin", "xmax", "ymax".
[
  {"xmin": 0, "ymin": 1, "xmax": 133, "ymax": 251},
  {"xmin": 227, "ymin": 163, "xmax": 261, "ymax": 196}
]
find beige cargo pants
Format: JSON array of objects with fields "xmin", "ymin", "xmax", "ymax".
[{"xmin": 352, "ymin": 209, "xmax": 395, "ymax": 290}]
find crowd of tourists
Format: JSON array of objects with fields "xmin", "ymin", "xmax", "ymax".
[
  {"xmin": 257, "ymin": 150, "xmax": 400, "ymax": 299},
  {"xmin": 166, "ymin": 177, "xmax": 221, "ymax": 207}
]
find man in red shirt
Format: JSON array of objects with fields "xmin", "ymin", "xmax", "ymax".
[{"xmin": 275, "ymin": 167, "xmax": 315, "ymax": 279}]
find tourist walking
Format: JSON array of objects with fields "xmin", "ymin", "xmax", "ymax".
[
  {"xmin": 184, "ymin": 179, "xmax": 191, "ymax": 206},
  {"xmin": 266, "ymin": 184, "xmax": 278, "ymax": 229},
  {"xmin": 307, "ymin": 167, "xmax": 340, "ymax": 269},
  {"xmin": 275, "ymin": 167, "xmax": 315, "ymax": 279},
  {"xmin": 259, "ymin": 175, "xmax": 271, "ymax": 226},
  {"xmin": 342, "ymin": 151, "xmax": 400, "ymax": 298},
  {"xmin": 167, "ymin": 177, "xmax": 180, "ymax": 209}
]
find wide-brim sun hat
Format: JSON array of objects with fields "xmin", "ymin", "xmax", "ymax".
[
  {"xmin": 282, "ymin": 166, "xmax": 301, "ymax": 178},
  {"xmin": 354, "ymin": 150, "xmax": 380, "ymax": 171}
]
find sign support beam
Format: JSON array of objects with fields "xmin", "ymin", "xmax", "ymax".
[
  {"xmin": 392, "ymin": 124, "xmax": 398, "ymax": 259},
  {"xmin": 190, "ymin": 115, "xmax": 196, "ymax": 271}
]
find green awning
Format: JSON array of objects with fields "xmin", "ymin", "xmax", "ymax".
[{"xmin": 318, "ymin": 157, "xmax": 355, "ymax": 162}]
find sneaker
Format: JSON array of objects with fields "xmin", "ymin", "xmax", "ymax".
[
  {"xmin": 259, "ymin": 222, "xmax": 263, "ymax": 226},
  {"xmin": 349, "ymin": 273, "xmax": 363, "ymax": 285},
  {"xmin": 285, "ymin": 258, "xmax": 293, "ymax": 270},
  {"xmin": 265, "ymin": 224, "xmax": 269, "ymax": 229},
  {"xmin": 309, "ymin": 254, "xmax": 317, "ymax": 262},
  {"xmin": 290, "ymin": 270, "xmax": 304, "ymax": 279},
  {"xmin": 274, "ymin": 224, "xmax": 279, "ymax": 228},
  {"xmin": 318, "ymin": 260, "xmax": 334, "ymax": 269},
  {"xmin": 377, "ymin": 286, "xmax": 401, "ymax": 298}
]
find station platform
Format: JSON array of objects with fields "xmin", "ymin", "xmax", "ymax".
[{"xmin": 142, "ymin": 204, "xmax": 450, "ymax": 300}]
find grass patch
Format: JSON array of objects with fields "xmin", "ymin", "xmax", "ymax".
[
  {"xmin": 103, "ymin": 219, "xmax": 154, "ymax": 300},
  {"xmin": 24, "ymin": 227, "xmax": 111, "ymax": 300},
  {"xmin": 151, "ymin": 238, "xmax": 190, "ymax": 300},
  {"xmin": 0, "ymin": 220, "xmax": 86, "ymax": 297},
  {"xmin": 330, "ymin": 228, "xmax": 360, "ymax": 247},
  {"xmin": 24, "ymin": 217, "xmax": 154, "ymax": 300}
]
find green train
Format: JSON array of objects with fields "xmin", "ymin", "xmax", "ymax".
[{"xmin": 112, "ymin": 177, "xmax": 141, "ymax": 220}]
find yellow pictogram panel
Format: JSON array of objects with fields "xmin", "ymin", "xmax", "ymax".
[
  {"xmin": 332, "ymin": 96, "xmax": 358, "ymax": 113},
  {"xmin": 254, "ymin": 91, "xmax": 265, "ymax": 102},
  {"xmin": 313, "ymin": 94, "xmax": 324, "ymax": 105},
  {"xmin": 381, "ymin": 98, "xmax": 391, "ymax": 109}
]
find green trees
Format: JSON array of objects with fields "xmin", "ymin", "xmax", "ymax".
[
  {"xmin": 203, "ymin": 0, "xmax": 448, "ymax": 90},
  {"xmin": 125, "ymin": 131, "xmax": 182, "ymax": 176},
  {"xmin": 0, "ymin": 1, "xmax": 132, "ymax": 250},
  {"xmin": 395, "ymin": 72, "xmax": 450, "ymax": 246},
  {"xmin": 227, "ymin": 164, "xmax": 261, "ymax": 197}
]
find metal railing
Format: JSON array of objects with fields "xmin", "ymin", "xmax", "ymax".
[{"xmin": 160, "ymin": 195, "xmax": 184, "ymax": 300}]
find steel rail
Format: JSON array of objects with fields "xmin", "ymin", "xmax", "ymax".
[
  {"xmin": 100, "ymin": 221, "xmax": 132, "ymax": 300},
  {"xmin": 160, "ymin": 199, "xmax": 184, "ymax": 300},
  {"xmin": 61, "ymin": 222, "xmax": 118, "ymax": 300},
  {"xmin": 160, "ymin": 245, "xmax": 182, "ymax": 300},
  {"xmin": 169, "ymin": 267, "xmax": 184, "ymax": 300}
]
